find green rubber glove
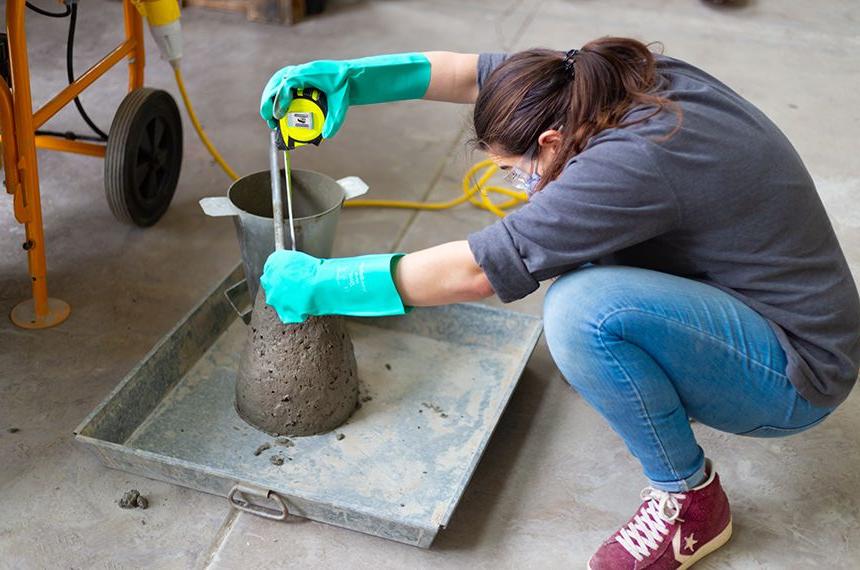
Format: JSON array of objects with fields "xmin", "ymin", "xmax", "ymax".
[
  {"xmin": 260, "ymin": 250, "xmax": 410, "ymax": 324},
  {"xmin": 259, "ymin": 53, "xmax": 432, "ymax": 137}
]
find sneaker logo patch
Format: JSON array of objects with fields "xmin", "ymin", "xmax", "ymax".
[
  {"xmin": 684, "ymin": 533, "xmax": 698, "ymax": 552},
  {"xmin": 672, "ymin": 528, "xmax": 693, "ymax": 563}
]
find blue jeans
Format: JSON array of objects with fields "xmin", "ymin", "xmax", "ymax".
[{"xmin": 543, "ymin": 265, "xmax": 833, "ymax": 492}]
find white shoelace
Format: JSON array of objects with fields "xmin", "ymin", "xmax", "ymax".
[{"xmin": 614, "ymin": 487, "xmax": 686, "ymax": 561}]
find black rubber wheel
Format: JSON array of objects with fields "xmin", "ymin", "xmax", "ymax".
[{"xmin": 105, "ymin": 88, "xmax": 183, "ymax": 227}]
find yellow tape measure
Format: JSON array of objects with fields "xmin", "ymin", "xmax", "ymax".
[{"xmin": 277, "ymin": 88, "xmax": 327, "ymax": 150}]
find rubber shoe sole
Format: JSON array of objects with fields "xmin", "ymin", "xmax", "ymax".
[{"xmin": 586, "ymin": 518, "xmax": 733, "ymax": 570}]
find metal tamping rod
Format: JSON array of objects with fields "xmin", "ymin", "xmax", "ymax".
[
  {"xmin": 282, "ymin": 149, "xmax": 297, "ymax": 251},
  {"xmin": 268, "ymin": 130, "xmax": 295, "ymax": 251}
]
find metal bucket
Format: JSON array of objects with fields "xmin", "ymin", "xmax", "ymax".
[{"xmin": 200, "ymin": 169, "xmax": 368, "ymax": 322}]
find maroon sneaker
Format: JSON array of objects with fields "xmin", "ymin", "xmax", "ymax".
[{"xmin": 588, "ymin": 460, "xmax": 732, "ymax": 569}]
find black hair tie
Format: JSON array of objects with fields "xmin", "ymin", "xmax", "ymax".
[{"xmin": 562, "ymin": 49, "xmax": 579, "ymax": 79}]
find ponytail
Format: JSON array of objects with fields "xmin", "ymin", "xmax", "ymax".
[{"xmin": 473, "ymin": 37, "xmax": 682, "ymax": 191}]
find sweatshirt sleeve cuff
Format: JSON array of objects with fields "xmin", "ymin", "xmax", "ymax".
[{"xmin": 467, "ymin": 220, "xmax": 539, "ymax": 303}]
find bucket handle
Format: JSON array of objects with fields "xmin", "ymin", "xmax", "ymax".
[
  {"xmin": 199, "ymin": 196, "xmax": 242, "ymax": 217},
  {"xmin": 337, "ymin": 176, "xmax": 369, "ymax": 200}
]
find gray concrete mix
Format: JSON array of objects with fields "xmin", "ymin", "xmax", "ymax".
[
  {"xmin": 236, "ymin": 291, "xmax": 358, "ymax": 437},
  {"xmin": 1, "ymin": 0, "xmax": 859, "ymax": 568}
]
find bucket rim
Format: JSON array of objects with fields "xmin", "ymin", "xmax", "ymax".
[{"xmin": 227, "ymin": 168, "xmax": 345, "ymax": 223}]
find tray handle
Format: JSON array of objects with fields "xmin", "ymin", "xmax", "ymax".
[{"xmin": 228, "ymin": 484, "xmax": 289, "ymax": 521}]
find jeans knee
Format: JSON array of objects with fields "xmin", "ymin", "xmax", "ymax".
[
  {"xmin": 543, "ymin": 266, "xmax": 634, "ymax": 385},
  {"xmin": 544, "ymin": 272, "xmax": 590, "ymax": 349},
  {"xmin": 544, "ymin": 266, "xmax": 630, "ymax": 341}
]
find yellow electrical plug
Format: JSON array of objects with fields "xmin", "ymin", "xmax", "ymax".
[{"xmin": 133, "ymin": 0, "xmax": 182, "ymax": 63}]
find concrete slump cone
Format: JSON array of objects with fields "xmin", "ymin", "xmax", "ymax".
[{"xmin": 235, "ymin": 288, "xmax": 359, "ymax": 436}]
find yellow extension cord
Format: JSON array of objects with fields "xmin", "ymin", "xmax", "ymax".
[
  {"xmin": 173, "ymin": 66, "xmax": 528, "ymax": 218},
  {"xmin": 345, "ymin": 159, "xmax": 528, "ymax": 218},
  {"xmin": 173, "ymin": 66, "xmax": 240, "ymax": 181}
]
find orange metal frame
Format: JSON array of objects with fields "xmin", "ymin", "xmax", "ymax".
[{"xmin": 1, "ymin": 0, "xmax": 146, "ymax": 328}]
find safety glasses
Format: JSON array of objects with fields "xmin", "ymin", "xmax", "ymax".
[{"xmin": 501, "ymin": 144, "xmax": 540, "ymax": 192}]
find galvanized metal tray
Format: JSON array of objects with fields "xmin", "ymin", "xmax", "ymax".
[{"xmin": 75, "ymin": 265, "xmax": 542, "ymax": 548}]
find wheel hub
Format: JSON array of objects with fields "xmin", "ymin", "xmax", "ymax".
[{"xmin": 135, "ymin": 117, "xmax": 172, "ymax": 204}]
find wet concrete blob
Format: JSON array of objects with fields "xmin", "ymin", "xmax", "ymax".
[
  {"xmin": 235, "ymin": 288, "xmax": 359, "ymax": 437},
  {"xmin": 118, "ymin": 489, "xmax": 149, "ymax": 510}
]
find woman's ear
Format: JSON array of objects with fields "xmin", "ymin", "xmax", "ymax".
[{"xmin": 538, "ymin": 129, "xmax": 564, "ymax": 152}]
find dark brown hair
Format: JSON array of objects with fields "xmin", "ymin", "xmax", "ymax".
[{"xmin": 473, "ymin": 37, "xmax": 681, "ymax": 190}]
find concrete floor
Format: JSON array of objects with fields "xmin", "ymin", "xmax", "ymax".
[{"xmin": 2, "ymin": 0, "xmax": 859, "ymax": 568}]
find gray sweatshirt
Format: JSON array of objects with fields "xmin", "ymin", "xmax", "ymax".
[{"xmin": 468, "ymin": 53, "xmax": 860, "ymax": 408}]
